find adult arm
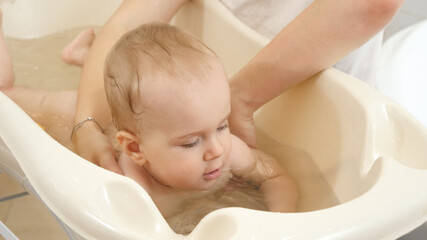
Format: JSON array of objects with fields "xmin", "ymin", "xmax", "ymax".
[
  {"xmin": 229, "ymin": 0, "xmax": 404, "ymax": 147},
  {"xmin": 73, "ymin": 0, "xmax": 188, "ymax": 173}
]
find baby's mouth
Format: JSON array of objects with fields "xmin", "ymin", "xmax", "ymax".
[{"xmin": 203, "ymin": 168, "xmax": 222, "ymax": 180}]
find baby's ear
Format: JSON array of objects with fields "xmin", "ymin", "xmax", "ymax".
[{"xmin": 116, "ymin": 131, "xmax": 146, "ymax": 166}]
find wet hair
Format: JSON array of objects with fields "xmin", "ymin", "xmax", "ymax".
[{"xmin": 104, "ymin": 22, "xmax": 217, "ymax": 133}]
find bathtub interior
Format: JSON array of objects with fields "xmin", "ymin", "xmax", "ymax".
[
  {"xmin": 254, "ymin": 68, "xmax": 427, "ymax": 206},
  {"xmin": 255, "ymin": 70, "xmax": 371, "ymax": 205},
  {"xmin": 175, "ymin": 1, "xmax": 427, "ymax": 209},
  {"xmin": 1, "ymin": 0, "xmax": 121, "ymax": 39},
  {"xmin": 1, "ymin": 0, "xmax": 427, "ymax": 239}
]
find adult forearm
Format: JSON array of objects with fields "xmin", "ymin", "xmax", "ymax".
[
  {"xmin": 230, "ymin": 0, "xmax": 403, "ymax": 112},
  {"xmin": 74, "ymin": 0, "xmax": 188, "ymax": 127}
]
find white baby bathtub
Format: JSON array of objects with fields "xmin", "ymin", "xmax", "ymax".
[{"xmin": 1, "ymin": 0, "xmax": 427, "ymax": 239}]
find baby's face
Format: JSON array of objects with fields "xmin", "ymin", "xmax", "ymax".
[{"xmin": 137, "ymin": 61, "xmax": 232, "ymax": 191}]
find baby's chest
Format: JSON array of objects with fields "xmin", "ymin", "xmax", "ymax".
[{"xmin": 153, "ymin": 191, "xmax": 194, "ymax": 218}]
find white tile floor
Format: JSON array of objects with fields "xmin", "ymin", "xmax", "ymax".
[{"xmin": 0, "ymin": 171, "xmax": 68, "ymax": 239}]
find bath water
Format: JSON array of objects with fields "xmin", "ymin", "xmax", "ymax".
[
  {"xmin": 5, "ymin": 28, "xmax": 269, "ymax": 235},
  {"xmin": 5, "ymin": 27, "xmax": 98, "ymax": 149},
  {"xmin": 6, "ymin": 27, "xmax": 339, "ymax": 235},
  {"xmin": 167, "ymin": 171, "xmax": 268, "ymax": 234},
  {"xmin": 6, "ymin": 27, "xmax": 96, "ymax": 91},
  {"xmin": 168, "ymin": 128, "xmax": 340, "ymax": 234},
  {"xmin": 256, "ymin": 128, "xmax": 340, "ymax": 212}
]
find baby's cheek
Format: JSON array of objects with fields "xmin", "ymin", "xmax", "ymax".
[
  {"xmin": 222, "ymin": 147, "xmax": 232, "ymax": 167},
  {"xmin": 172, "ymin": 164, "xmax": 199, "ymax": 182}
]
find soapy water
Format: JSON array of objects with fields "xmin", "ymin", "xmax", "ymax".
[
  {"xmin": 6, "ymin": 27, "xmax": 96, "ymax": 91},
  {"xmin": 6, "ymin": 28, "xmax": 339, "ymax": 235},
  {"xmin": 168, "ymin": 127, "xmax": 341, "ymax": 234},
  {"xmin": 167, "ymin": 171, "xmax": 268, "ymax": 234},
  {"xmin": 5, "ymin": 28, "xmax": 93, "ymax": 149},
  {"xmin": 256, "ymin": 128, "xmax": 340, "ymax": 212}
]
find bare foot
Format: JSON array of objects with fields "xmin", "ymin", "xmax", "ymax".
[
  {"xmin": 61, "ymin": 28, "xmax": 95, "ymax": 67},
  {"xmin": 0, "ymin": 8, "xmax": 15, "ymax": 89}
]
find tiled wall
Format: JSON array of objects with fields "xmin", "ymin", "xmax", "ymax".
[{"xmin": 385, "ymin": 0, "xmax": 427, "ymax": 40}]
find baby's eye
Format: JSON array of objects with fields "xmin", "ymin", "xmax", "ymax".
[
  {"xmin": 217, "ymin": 123, "xmax": 229, "ymax": 131},
  {"xmin": 182, "ymin": 139, "xmax": 200, "ymax": 148}
]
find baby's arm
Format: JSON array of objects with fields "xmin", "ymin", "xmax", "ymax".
[{"xmin": 230, "ymin": 135, "xmax": 298, "ymax": 212}]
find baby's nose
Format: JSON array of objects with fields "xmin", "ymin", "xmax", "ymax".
[{"xmin": 203, "ymin": 137, "xmax": 224, "ymax": 161}]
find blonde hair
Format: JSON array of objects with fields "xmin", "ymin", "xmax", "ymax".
[{"xmin": 104, "ymin": 22, "xmax": 217, "ymax": 133}]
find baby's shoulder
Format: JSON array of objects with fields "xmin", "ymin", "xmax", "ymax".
[
  {"xmin": 230, "ymin": 134, "xmax": 252, "ymax": 155},
  {"xmin": 229, "ymin": 134, "xmax": 279, "ymax": 179},
  {"xmin": 229, "ymin": 134, "xmax": 257, "ymax": 175},
  {"xmin": 118, "ymin": 153, "xmax": 153, "ymax": 192}
]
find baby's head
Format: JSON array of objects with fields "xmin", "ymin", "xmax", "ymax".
[{"xmin": 104, "ymin": 23, "xmax": 232, "ymax": 191}]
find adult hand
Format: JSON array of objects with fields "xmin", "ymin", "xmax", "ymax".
[
  {"xmin": 73, "ymin": 124, "xmax": 123, "ymax": 175},
  {"xmin": 72, "ymin": 0, "xmax": 190, "ymax": 173},
  {"xmin": 227, "ymin": 0, "xmax": 403, "ymax": 151}
]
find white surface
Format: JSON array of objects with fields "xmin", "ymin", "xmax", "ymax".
[
  {"xmin": 1, "ymin": 0, "xmax": 427, "ymax": 239},
  {"xmin": 378, "ymin": 19, "xmax": 427, "ymax": 240},
  {"xmin": 378, "ymin": 20, "xmax": 427, "ymax": 129}
]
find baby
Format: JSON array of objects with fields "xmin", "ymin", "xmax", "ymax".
[
  {"xmin": 103, "ymin": 23, "xmax": 298, "ymax": 218},
  {"xmin": 0, "ymin": 8, "xmax": 297, "ymax": 227}
]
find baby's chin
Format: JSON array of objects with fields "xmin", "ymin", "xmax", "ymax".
[
  {"xmin": 170, "ymin": 169, "xmax": 233, "ymax": 192},
  {"xmin": 201, "ymin": 169, "xmax": 233, "ymax": 192}
]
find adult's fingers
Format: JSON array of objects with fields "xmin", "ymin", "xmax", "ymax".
[{"xmin": 99, "ymin": 153, "xmax": 123, "ymax": 175}]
